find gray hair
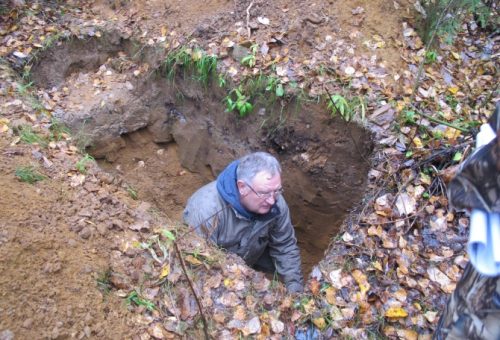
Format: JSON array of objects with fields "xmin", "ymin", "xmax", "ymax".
[{"xmin": 237, "ymin": 152, "xmax": 282, "ymax": 183}]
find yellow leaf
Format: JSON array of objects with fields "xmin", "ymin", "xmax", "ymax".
[
  {"xmin": 302, "ymin": 299, "xmax": 315, "ymax": 315},
  {"xmin": 185, "ymin": 255, "xmax": 202, "ymax": 265},
  {"xmin": 312, "ymin": 317, "xmax": 326, "ymax": 329},
  {"xmin": 451, "ymin": 51, "xmax": 460, "ymax": 60},
  {"xmin": 447, "ymin": 86, "xmax": 459, "ymax": 95},
  {"xmin": 396, "ymin": 329, "xmax": 418, "ymax": 340},
  {"xmin": 444, "ymin": 127, "xmax": 461, "ymax": 140},
  {"xmin": 372, "ymin": 261, "xmax": 383, "ymax": 271},
  {"xmin": 324, "ymin": 287, "xmax": 336, "ymax": 305},
  {"xmin": 385, "ymin": 307, "xmax": 408, "ymax": 318},
  {"xmin": 159, "ymin": 264, "xmax": 170, "ymax": 279},
  {"xmin": 352, "ymin": 269, "xmax": 370, "ymax": 296},
  {"xmin": 412, "ymin": 137, "xmax": 423, "ymax": 148},
  {"xmin": 161, "ymin": 26, "xmax": 168, "ymax": 37},
  {"xmin": 224, "ymin": 278, "xmax": 232, "ymax": 287}
]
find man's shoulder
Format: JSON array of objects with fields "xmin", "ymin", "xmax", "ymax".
[
  {"xmin": 183, "ymin": 181, "xmax": 224, "ymax": 226},
  {"xmin": 186, "ymin": 181, "xmax": 221, "ymax": 212}
]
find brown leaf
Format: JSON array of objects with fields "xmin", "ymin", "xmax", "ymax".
[{"xmin": 309, "ymin": 278, "xmax": 321, "ymax": 296}]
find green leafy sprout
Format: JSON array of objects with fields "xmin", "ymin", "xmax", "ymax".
[
  {"xmin": 18, "ymin": 125, "xmax": 47, "ymax": 146},
  {"xmin": 15, "ymin": 166, "xmax": 45, "ymax": 184},
  {"xmin": 224, "ymin": 86, "xmax": 253, "ymax": 117},
  {"xmin": 126, "ymin": 290, "xmax": 156, "ymax": 311},
  {"xmin": 126, "ymin": 185, "xmax": 138, "ymax": 200},
  {"xmin": 75, "ymin": 154, "xmax": 95, "ymax": 174},
  {"xmin": 327, "ymin": 94, "xmax": 351, "ymax": 121},
  {"xmin": 424, "ymin": 50, "xmax": 438, "ymax": 64},
  {"xmin": 162, "ymin": 47, "xmax": 217, "ymax": 86},
  {"xmin": 241, "ymin": 44, "xmax": 258, "ymax": 68}
]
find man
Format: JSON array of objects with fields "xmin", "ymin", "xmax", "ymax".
[{"xmin": 183, "ymin": 151, "xmax": 304, "ymax": 293}]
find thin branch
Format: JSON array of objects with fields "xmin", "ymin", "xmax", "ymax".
[
  {"xmin": 246, "ymin": 1, "xmax": 254, "ymax": 39},
  {"xmin": 173, "ymin": 242, "xmax": 210, "ymax": 340},
  {"xmin": 414, "ymin": 110, "xmax": 469, "ymax": 132}
]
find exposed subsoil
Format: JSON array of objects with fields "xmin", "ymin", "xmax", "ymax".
[{"xmin": 0, "ymin": 134, "xmax": 139, "ymax": 338}]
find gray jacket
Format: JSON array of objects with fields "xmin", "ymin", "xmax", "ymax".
[{"xmin": 183, "ymin": 181, "xmax": 304, "ymax": 292}]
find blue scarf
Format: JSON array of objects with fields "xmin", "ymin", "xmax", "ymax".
[{"xmin": 216, "ymin": 160, "xmax": 254, "ymax": 220}]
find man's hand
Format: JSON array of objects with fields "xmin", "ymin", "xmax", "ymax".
[{"xmin": 287, "ymin": 282, "xmax": 304, "ymax": 294}]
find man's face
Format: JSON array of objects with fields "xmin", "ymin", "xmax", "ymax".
[{"xmin": 237, "ymin": 171, "xmax": 282, "ymax": 214}]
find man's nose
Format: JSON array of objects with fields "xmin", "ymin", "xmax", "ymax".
[{"xmin": 265, "ymin": 195, "xmax": 276, "ymax": 204}]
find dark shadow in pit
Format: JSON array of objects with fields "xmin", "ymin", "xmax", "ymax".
[{"xmin": 30, "ymin": 35, "xmax": 374, "ymax": 275}]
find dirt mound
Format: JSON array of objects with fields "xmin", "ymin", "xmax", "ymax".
[{"xmin": 0, "ymin": 134, "xmax": 138, "ymax": 338}]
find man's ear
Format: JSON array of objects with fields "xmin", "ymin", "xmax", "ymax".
[{"xmin": 236, "ymin": 180, "xmax": 247, "ymax": 196}]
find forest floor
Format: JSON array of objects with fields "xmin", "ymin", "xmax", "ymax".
[{"xmin": 0, "ymin": 0, "xmax": 498, "ymax": 339}]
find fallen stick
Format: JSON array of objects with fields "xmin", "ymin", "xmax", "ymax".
[{"xmin": 246, "ymin": 1, "xmax": 254, "ymax": 38}]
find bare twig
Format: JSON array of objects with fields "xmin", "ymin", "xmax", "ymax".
[
  {"xmin": 246, "ymin": 1, "xmax": 254, "ymax": 38},
  {"xmin": 173, "ymin": 242, "xmax": 210, "ymax": 340}
]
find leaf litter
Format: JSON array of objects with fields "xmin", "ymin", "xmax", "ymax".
[{"xmin": 0, "ymin": 0, "xmax": 498, "ymax": 338}]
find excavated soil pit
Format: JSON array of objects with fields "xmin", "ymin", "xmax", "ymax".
[{"xmin": 31, "ymin": 35, "xmax": 374, "ymax": 275}]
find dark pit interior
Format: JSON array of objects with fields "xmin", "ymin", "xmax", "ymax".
[{"xmin": 31, "ymin": 34, "xmax": 374, "ymax": 275}]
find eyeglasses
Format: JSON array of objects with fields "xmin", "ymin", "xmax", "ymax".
[{"xmin": 244, "ymin": 181, "xmax": 284, "ymax": 200}]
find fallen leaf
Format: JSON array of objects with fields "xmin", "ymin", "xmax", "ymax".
[
  {"xmin": 325, "ymin": 286, "xmax": 336, "ymax": 304},
  {"xmin": 309, "ymin": 278, "xmax": 321, "ymax": 296},
  {"xmin": 313, "ymin": 317, "xmax": 326, "ymax": 329},
  {"xmin": 424, "ymin": 311, "xmax": 438, "ymax": 323},
  {"xmin": 184, "ymin": 255, "xmax": 202, "ymax": 266},
  {"xmin": 396, "ymin": 329, "xmax": 418, "ymax": 340},
  {"xmin": 352, "ymin": 270, "xmax": 370, "ymax": 296},
  {"xmin": 159, "ymin": 264, "xmax": 170, "ymax": 279},
  {"xmin": 395, "ymin": 193, "xmax": 416, "ymax": 216},
  {"xmin": 385, "ymin": 307, "xmax": 408, "ymax": 318},
  {"xmin": 233, "ymin": 305, "xmax": 246, "ymax": 321},
  {"xmin": 270, "ymin": 318, "xmax": 284, "ymax": 334},
  {"xmin": 257, "ymin": 17, "xmax": 270, "ymax": 25},
  {"xmin": 427, "ymin": 267, "xmax": 455, "ymax": 293},
  {"xmin": 328, "ymin": 269, "xmax": 344, "ymax": 289},
  {"xmin": 243, "ymin": 316, "xmax": 261, "ymax": 335}
]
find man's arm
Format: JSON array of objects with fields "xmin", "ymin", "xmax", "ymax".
[
  {"xmin": 268, "ymin": 198, "xmax": 304, "ymax": 293},
  {"xmin": 183, "ymin": 181, "xmax": 223, "ymax": 243}
]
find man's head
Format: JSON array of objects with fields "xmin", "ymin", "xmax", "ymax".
[{"xmin": 236, "ymin": 152, "xmax": 283, "ymax": 214}]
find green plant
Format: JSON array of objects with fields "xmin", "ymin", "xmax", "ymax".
[
  {"xmin": 265, "ymin": 76, "xmax": 285, "ymax": 98},
  {"xmin": 126, "ymin": 290, "xmax": 156, "ymax": 311},
  {"xmin": 48, "ymin": 118, "xmax": 70, "ymax": 141},
  {"xmin": 424, "ymin": 50, "xmax": 438, "ymax": 64},
  {"xmin": 126, "ymin": 185, "xmax": 138, "ymax": 200},
  {"xmin": 75, "ymin": 154, "xmax": 94, "ymax": 174},
  {"xmin": 162, "ymin": 47, "xmax": 217, "ymax": 86},
  {"xmin": 192, "ymin": 48, "xmax": 217, "ymax": 85},
  {"xmin": 15, "ymin": 81, "xmax": 34, "ymax": 96},
  {"xmin": 96, "ymin": 268, "xmax": 112, "ymax": 294},
  {"xmin": 241, "ymin": 44, "xmax": 258, "ymax": 68},
  {"xmin": 402, "ymin": 110, "xmax": 417, "ymax": 124},
  {"xmin": 18, "ymin": 125, "xmax": 47, "ymax": 146},
  {"xmin": 225, "ymin": 86, "xmax": 253, "ymax": 117},
  {"xmin": 327, "ymin": 94, "xmax": 351, "ymax": 121},
  {"xmin": 218, "ymin": 73, "xmax": 227, "ymax": 88},
  {"xmin": 15, "ymin": 166, "xmax": 45, "ymax": 184}
]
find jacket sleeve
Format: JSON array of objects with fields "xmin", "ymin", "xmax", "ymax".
[
  {"xmin": 268, "ymin": 199, "xmax": 304, "ymax": 293},
  {"xmin": 182, "ymin": 183, "xmax": 223, "ymax": 244}
]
